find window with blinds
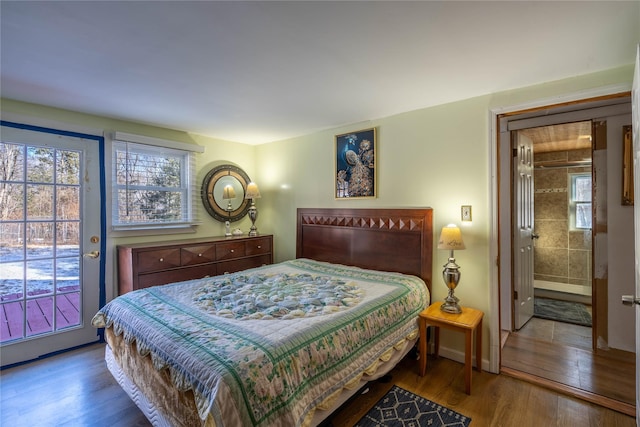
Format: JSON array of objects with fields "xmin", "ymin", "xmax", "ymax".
[{"xmin": 111, "ymin": 134, "xmax": 201, "ymax": 230}]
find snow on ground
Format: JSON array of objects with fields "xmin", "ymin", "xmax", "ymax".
[{"xmin": 0, "ymin": 246, "xmax": 80, "ymax": 297}]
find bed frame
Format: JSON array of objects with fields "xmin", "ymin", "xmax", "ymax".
[
  {"xmin": 106, "ymin": 207, "xmax": 434, "ymax": 427},
  {"xmin": 296, "ymin": 207, "xmax": 433, "ymax": 295}
]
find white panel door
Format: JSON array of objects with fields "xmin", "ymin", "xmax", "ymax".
[
  {"xmin": 0, "ymin": 124, "xmax": 102, "ymax": 366},
  {"xmin": 513, "ymin": 131, "xmax": 535, "ymax": 330}
]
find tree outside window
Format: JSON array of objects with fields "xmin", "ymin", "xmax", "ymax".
[{"xmin": 112, "ymin": 141, "xmax": 195, "ymax": 229}]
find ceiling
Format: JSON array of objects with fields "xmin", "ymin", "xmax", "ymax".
[
  {"xmin": 520, "ymin": 121, "xmax": 592, "ymax": 153},
  {"xmin": 1, "ymin": 1, "xmax": 638, "ymax": 145}
]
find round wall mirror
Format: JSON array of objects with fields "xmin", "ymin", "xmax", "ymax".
[{"xmin": 201, "ymin": 164, "xmax": 252, "ymax": 222}]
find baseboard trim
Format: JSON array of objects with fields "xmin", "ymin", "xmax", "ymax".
[
  {"xmin": 500, "ymin": 366, "xmax": 636, "ymax": 417},
  {"xmin": 437, "ymin": 345, "xmax": 491, "ymax": 373}
]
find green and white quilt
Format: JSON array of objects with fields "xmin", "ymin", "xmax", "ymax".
[{"xmin": 92, "ymin": 258, "xmax": 429, "ymax": 427}]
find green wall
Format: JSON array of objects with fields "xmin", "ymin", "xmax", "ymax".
[
  {"xmin": 1, "ymin": 63, "xmax": 633, "ymax": 362},
  {"xmin": 253, "ymin": 64, "xmax": 633, "ymax": 359}
]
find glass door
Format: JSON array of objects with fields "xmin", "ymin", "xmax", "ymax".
[{"xmin": 0, "ymin": 123, "xmax": 103, "ymax": 366}]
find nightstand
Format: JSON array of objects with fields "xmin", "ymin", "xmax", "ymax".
[{"xmin": 418, "ymin": 301, "xmax": 484, "ymax": 394}]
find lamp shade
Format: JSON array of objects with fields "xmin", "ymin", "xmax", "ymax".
[
  {"xmin": 245, "ymin": 182, "xmax": 261, "ymax": 199},
  {"xmin": 222, "ymin": 185, "xmax": 236, "ymax": 199},
  {"xmin": 437, "ymin": 224, "xmax": 465, "ymax": 250}
]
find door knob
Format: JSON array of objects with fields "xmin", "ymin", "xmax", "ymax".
[
  {"xmin": 621, "ymin": 295, "xmax": 640, "ymax": 306},
  {"xmin": 83, "ymin": 250, "xmax": 100, "ymax": 259}
]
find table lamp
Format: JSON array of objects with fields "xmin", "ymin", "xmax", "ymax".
[
  {"xmin": 245, "ymin": 182, "xmax": 261, "ymax": 236},
  {"xmin": 437, "ymin": 223, "xmax": 466, "ymax": 313}
]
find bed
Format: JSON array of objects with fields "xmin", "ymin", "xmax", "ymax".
[{"xmin": 93, "ymin": 207, "xmax": 433, "ymax": 426}]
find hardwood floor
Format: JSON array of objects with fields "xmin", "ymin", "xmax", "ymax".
[
  {"xmin": 502, "ymin": 316, "xmax": 636, "ymax": 416},
  {"xmin": 0, "ymin": 343, "xmax": 635, "ymax": 427},
  {"xmin": 0, "ymin": 344, "xmax": 150, "ymax": 427}
]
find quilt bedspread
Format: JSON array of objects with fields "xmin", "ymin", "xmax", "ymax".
[{"xmin": 92, "ymin": 258, "xmax": 429, "ymax": 427}]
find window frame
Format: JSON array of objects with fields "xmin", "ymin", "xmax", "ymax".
[
  {"xmin": 569, "ymin": 172, "xmax": 592, "ymax": 230},
  {"xmin": 109, "ymin": 132, "xmax": 203, "ymax": 233}
]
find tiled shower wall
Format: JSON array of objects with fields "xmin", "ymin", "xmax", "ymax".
[{"xmin": 533, "ymin": 148, "xmax": 592, "ymax": 287}]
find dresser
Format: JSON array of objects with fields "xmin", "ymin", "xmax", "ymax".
[{"xmin": 117, "ymin": 234, "xmax": 273, "ymax": 294}]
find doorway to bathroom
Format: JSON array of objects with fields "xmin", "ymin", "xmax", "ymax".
[
  {"xmin": 524, "ymin": 120, "xmax": 593, "ymax": 349},
  {"xmin": 498, "ymin": 95, "xmax": 636, "ymax": 413}
]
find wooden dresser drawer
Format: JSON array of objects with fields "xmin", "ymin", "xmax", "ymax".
[
  {"xmin": 181, "ymin": 244, "xmax": 216, "ymax": 266},
  {"xmin": 137, "ymin": 249, "xmax": 181, "ymax": 273},
  {"xmin": 118, "ymin": 235, "xmax": 273, "ymax": 295},
  {"xmin": 246, "ymin": 237, "xmax": 271, "ymax": 255},
  {"xmin": 217, "ymin": 254, "xmax": 272, "ymax": 275},
  {"xmin": 138, "ymin": 264, "xmax": 216, "ymax": 289},
  {"xmin": 216, "ymin": 241, "xmax": 245, "ymax": 260}
]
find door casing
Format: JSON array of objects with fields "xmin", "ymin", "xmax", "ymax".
[{"xmin": 488, "ymin": 85, "xmax": 632, "ymax": 373}]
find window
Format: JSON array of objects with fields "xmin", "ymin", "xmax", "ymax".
[
  {"xmin": 111, "ymin": 133, "xmax": 202, "ymax": 231},
  {"xmin": 570, "ymin": 173, "xmax": 591, "ymax": 230}
]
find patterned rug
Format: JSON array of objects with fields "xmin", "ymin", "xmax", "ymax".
[
  {"xmin": 534, "ymin": 297, "xmax": 592, "ymax": 327},
  {"xmin": 355, "ymin": 385, "xmax": 472, "ymax": 427}
]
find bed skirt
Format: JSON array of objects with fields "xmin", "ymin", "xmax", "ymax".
[{"xmin": 104, "ymin": 327, "xmax": 417, "ymax": 427}]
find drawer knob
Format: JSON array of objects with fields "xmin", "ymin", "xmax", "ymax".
[
  {"xmin": 198, "ymin": 253, "xmax": 202, "ymax": 257},
  {"xmin": 159, "ymin": 258, "xmax": 164, "ymax": 262},
  {"xmin": 257, "ymin": 245, "xmax": 261, "ymax": 249},
  {"xmin": 230, "ymin": 249, "xmax": 234, "ymax": 253}
]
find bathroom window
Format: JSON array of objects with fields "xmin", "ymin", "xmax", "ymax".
[{"xmin": 570, "ymin": 173, "xmax": 592, "ymax": 230}]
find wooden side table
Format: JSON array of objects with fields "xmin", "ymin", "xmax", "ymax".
[{"xmin": 418, "ymin": 301, "xmax": 484, "ymax": 394}]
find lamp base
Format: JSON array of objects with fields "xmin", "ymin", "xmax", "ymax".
[
  {"xmin": 441, "ymin": 292, "xmax": 462, "ymax": 314},
  {"xmin": 247, "ymin": 201, "xmax": 258, "ymax": 237},
  {"xmin": 440, "ymin": 254, "xmax": 462, "ymax": 314}
]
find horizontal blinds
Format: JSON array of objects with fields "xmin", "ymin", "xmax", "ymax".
[{"xmin": 112, "ymin": 131, "xmax": 205, "ymax": 153}]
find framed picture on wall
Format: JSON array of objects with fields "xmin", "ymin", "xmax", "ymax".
[{"xmin": 335, "ymin": 128, "xmax": 376, "ymax": 199}]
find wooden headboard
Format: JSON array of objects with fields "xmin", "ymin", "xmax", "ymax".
[{"xmin": 296, "ymin": 208, "xmax": 433, "ymax": 294}]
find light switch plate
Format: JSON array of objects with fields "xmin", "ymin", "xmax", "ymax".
[{"xmin": 461, "ymin": 205, "xmax": 472, "ymax": 222}]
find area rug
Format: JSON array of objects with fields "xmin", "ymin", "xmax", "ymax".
[
  {"xmin": 355, "ymin": 385, "xmax": 471, "ymax": 427},
  {"xmin": 534, "ymin": 297, "xmax": 592, "ymax": 327}
]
